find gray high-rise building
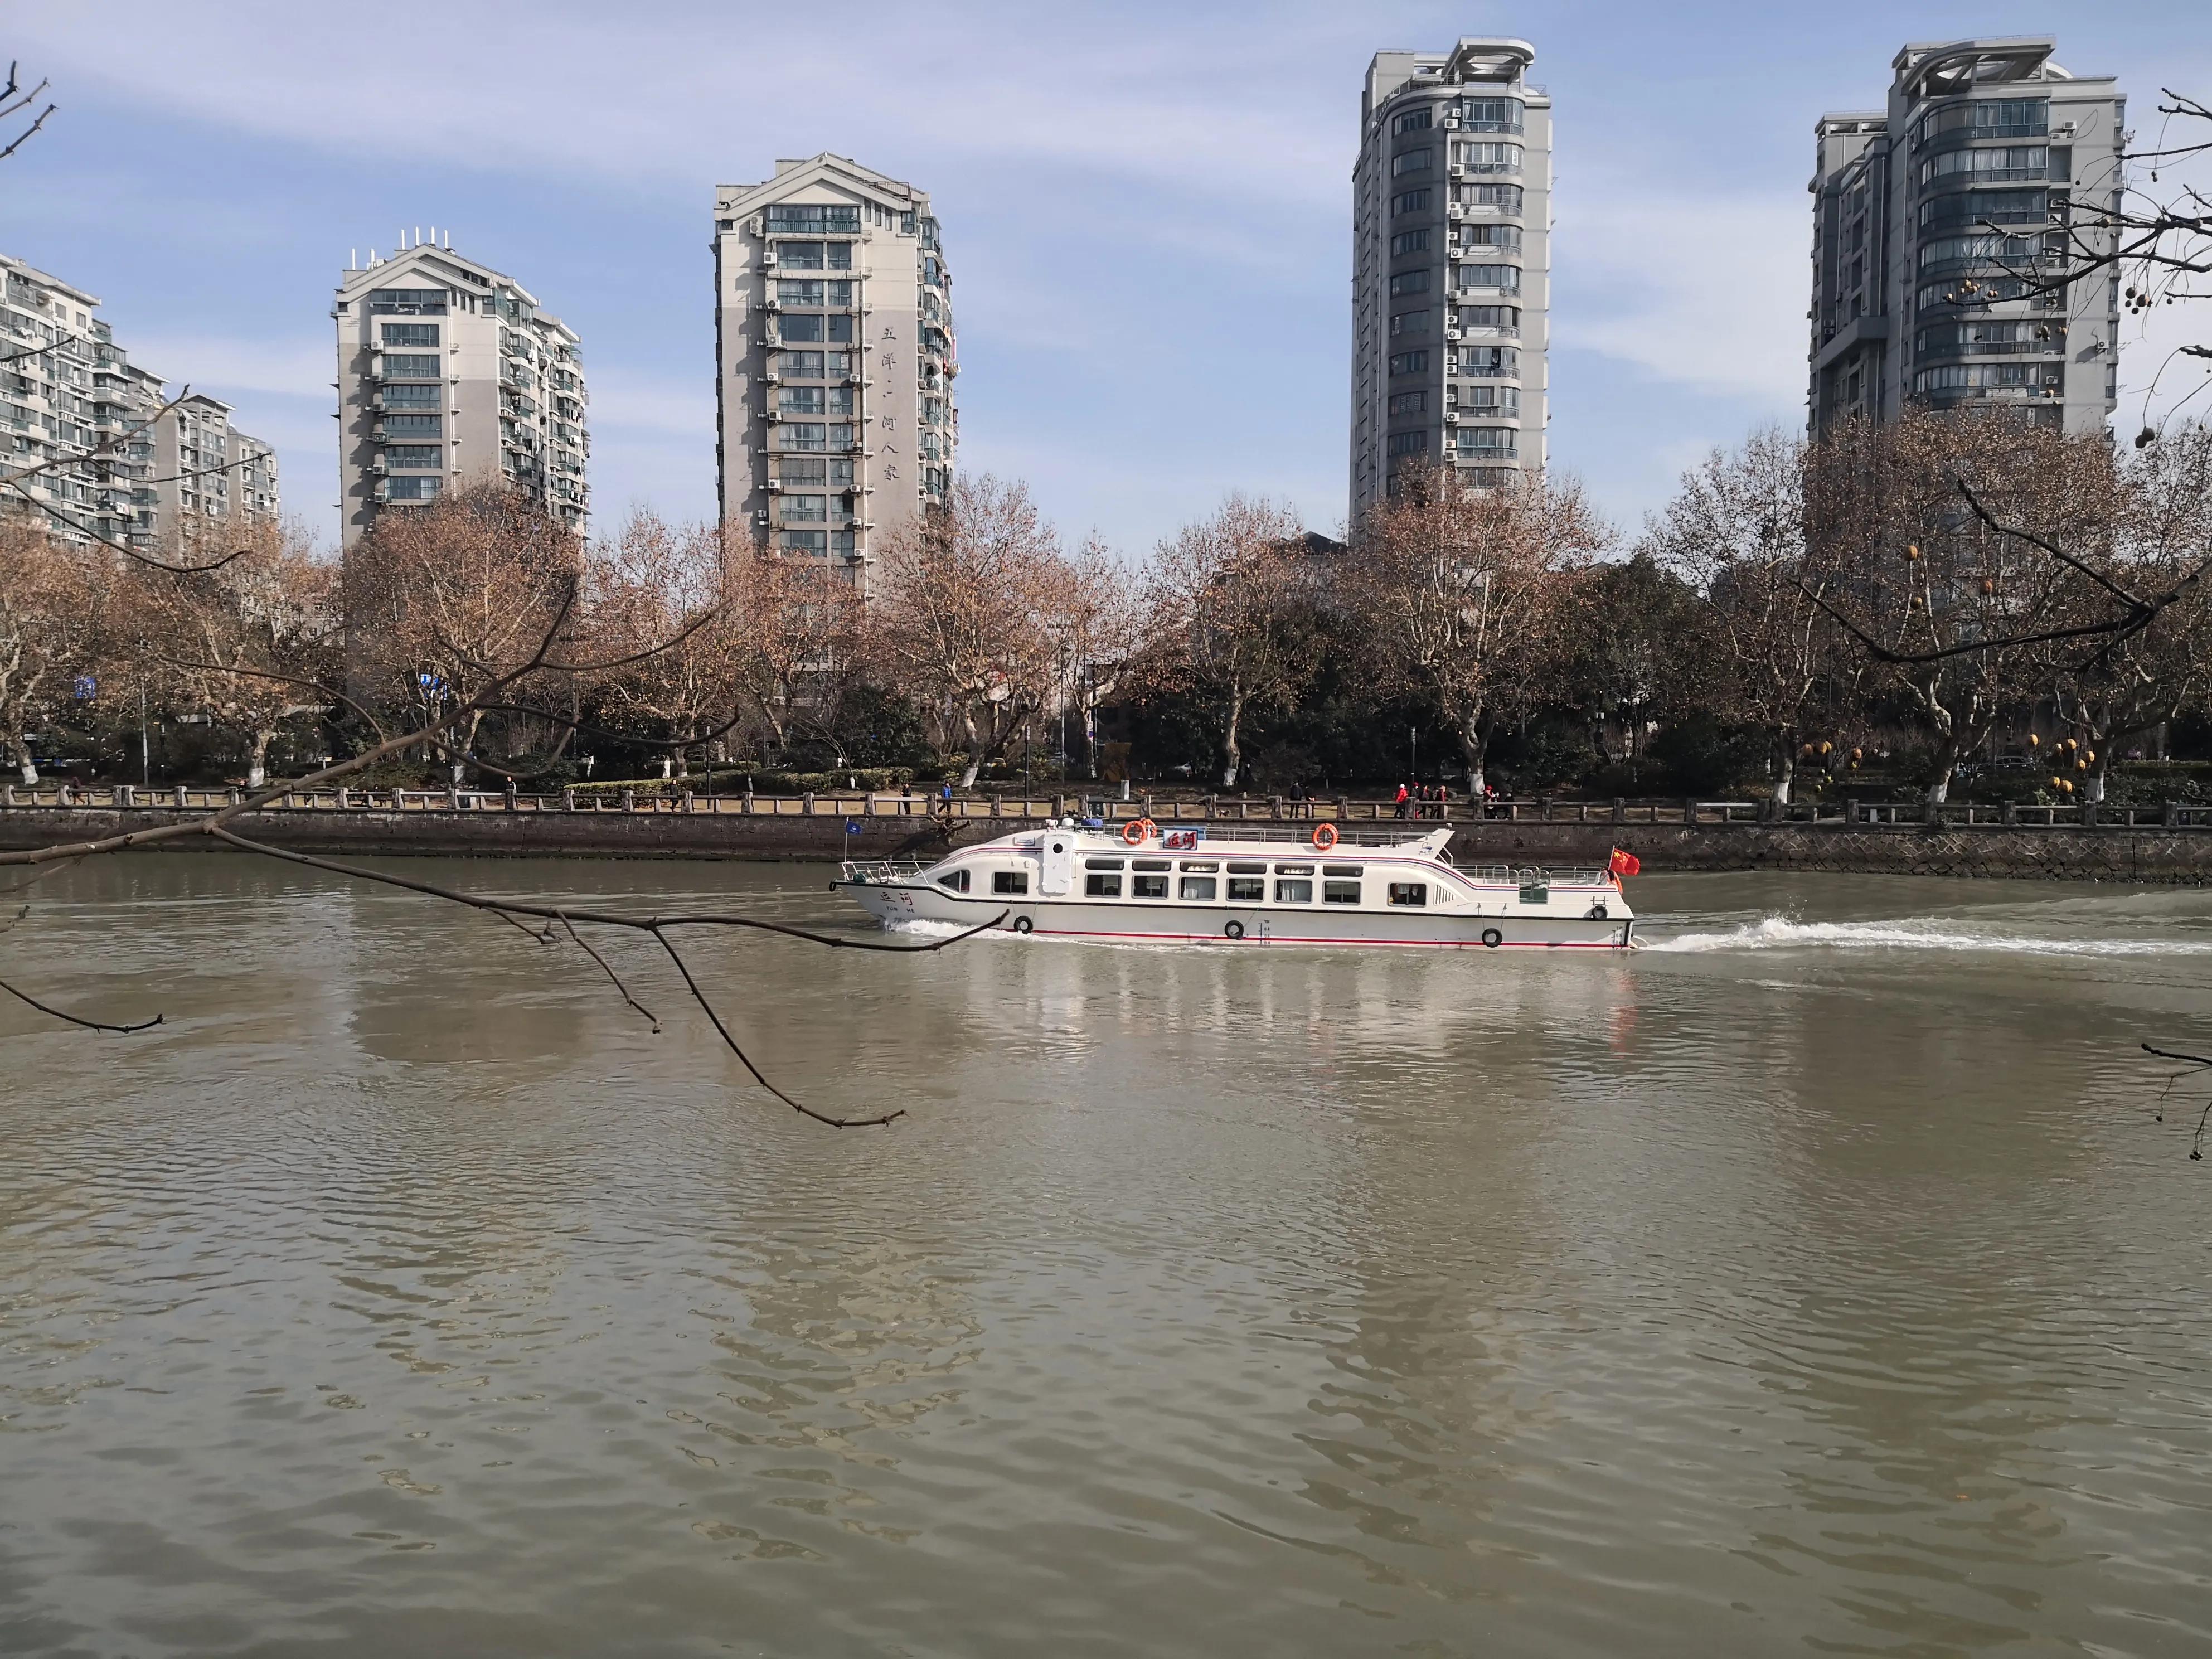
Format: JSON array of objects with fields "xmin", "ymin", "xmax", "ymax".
[
  {"xmin": 2, "ymin": 253, "xmax": 280, "ymax": 555},
  {"xmin": 1351, "ymin": 38, "xmax": 1550, "ymax": 518},
  {"xmin": 714, "ymin": 154, "xmax": 956, "ymax": 591},
  {"xmin": 1810, "ymin": 37, "xmax": 2124, "ymax": 439},
  {"xmin": 333, "ymin": 237, "xmax": 588, "ymax": 549}
]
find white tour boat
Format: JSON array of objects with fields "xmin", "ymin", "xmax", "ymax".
[{"xmin": 833, "ymin": 820, "xmax": 1637, "ymax": 950}]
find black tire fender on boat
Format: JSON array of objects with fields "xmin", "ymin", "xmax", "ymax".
[
  {"xmin": 1481, "ymin": 928, "xmax": 1504, "ymax": 949},
  {"xmin": 1224, "ymin": 920, "xmax": 1245, "ymax": 940},
  {"xmin": 1012, "ymin": 915, "xmax": 1034, "ymax": 934},
  {"xmin": 1587, "ymin": 903, "xmax": 1609, "ymax": 920}
]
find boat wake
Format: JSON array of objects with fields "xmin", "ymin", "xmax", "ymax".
[{"xmin": 1644, "ymin": 915, "xmax": 2212, "ymax": 957}]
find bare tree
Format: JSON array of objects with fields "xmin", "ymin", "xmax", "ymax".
[
  {"xmin": 1038, "ymin": 535, "xmax": 1141, "ymax": 778},
  {"xmin": 341, "ymin": 487, "xmax": 582, "ymax": 782},
  {"xmin": 593, "ymin": 511, "xmax": 745, "ymax": 778},
  {"xmin": 1643, "ymin": 429, "xmax": 1839, "ymax": 803},
  {"xmin": 872, "ymin": 475, "xmax": 1065, "ymax": 788},
  {"xmin": 0, "ymin": 61, "xmax": 55, "ymax": 163},
  {"xmin": 720, "ymin": 533, "xmax": 869, "ymax": 766},
  {"xmin": 1805, "ymin": 410, "xmax": 2129, "ymax": 804},
  {"xmin": 0, "ymin": 518, "xmax": 103, "ymax": 784},
  {"xmin": 129, "ymin": 522, "xmax": 340, "ymax": 788},
  {"xmin": 1142, "ymin": 496, "xmax": 1314, "ymax": 789},
  {"xmin": 1348, "ymin": 467, "xmax": 1611, "ymax": 794}
]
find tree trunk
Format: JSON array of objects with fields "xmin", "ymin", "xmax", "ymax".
[
  {"xmin": 17, "ymin": 759, "xmax": 36, "ymax": 786},
  {"xmin": 246, "ymin": 729, "xmax": 275, "ymax": 790},
  {"xmin": 2085, "ymin": 754, "xmax": 2108, "ymax": 804},
  {"xmin": 1457, "ymin": 711, "xmax": 1490, "ymax": 797},
  {"xmin": 1220, "ymin": 686, "xmax": 1245, "ymax": 789},
  {"xmin": 1770, "ymin": 732, "xmax": 1796, "ymax": 806}
]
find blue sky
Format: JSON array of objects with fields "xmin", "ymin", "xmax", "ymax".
[{"xmin": 7, "ymin": 1, "xmax": 2208, "ymax": 556}]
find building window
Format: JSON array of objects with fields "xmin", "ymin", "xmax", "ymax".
[
  {"xmin": 380, "ymin": 323, "xmax": 439, "ymax": 348},
  {"xmin": 368, "ymin": 289, "xmax": 447, "ymax": 315},
  {"xmin": 1913, "ymin": 361, "xmax": 2063, "ymax": 395},
  {"xmin": 778, "ymin": 242, "xmax": 827, "ymax": 269},
  {"xmin": 381, "ymin": 413, "xmax": 441, "ymax": 435},
  {"xmin": 1392, "ymin": 108, "xmax": 1433, "ymax": 135},
  {"xmin": 384, "ymin": 476, "xmax": 441, "ymax": 501},
  {"xmin": 1388, "ymin": 270, "xmax": 1432, "ymax": 298},
  {"xmin": 1913, "ymin": 98, "xmax": 2048, "ymax": 148},
  {"xmin": 379, "ymin": 384, "xmax": 440, "ymax": 408},
  {"xmin": 1386, "ymin": 431, "xmax": 1429, "ymax": 457},
  {"xmin": 1388, "ymin": 350, "xmax": 1429, "ymax": 376},
  {"xmin": 1390, "ymin": 229, "xmax": 1432, "ymax": 256},
  {"xmin": 782, "ymin": 493, "xmax": 828, "ymax": 520},
  {"xmin": 1453, "ymin": 428, "xmax": 1517, "ymax": 457},
  {"xmin": 1390, "ymin": 148, "xmax": 1433, "ymax": 177},
  {"xmin": 1454, "ymin": 264, "xmax": 1521, "ymax": 293},
  {"xmin": 1457, "ymin": 385, "xmax": 1520, "ymax": 415},
  {"xmin": 779, "ymin": 528, "xmax": 829, "ymax": 552},
  {"xmin": 1455, "ymin": 142, "xmax": 1523, "ymax": 175},
  {"xmin": 1388, "ymin": 390, "xmax": 1427, "ymax": 415},
  {"xmin": 1919, "ymin": 145, "xmax": 2048, "ymax": 187},
  {"xmin": 1456, "ymin": 97, "xmax": 1525, "ymax": 133},
  {"xmin": 831, "ymin": 531, "xmax": 856, "ymax": 556},
  {"xmin": 765, "ymin": 203, "xmax": 861, "ymax": 233},
  {"xmin": 1456, "ymin": 182, "xmax": 1525, "ymax": 211},
  {"xmin": 778, "ymin": 351, "xmax": 826, "ymax": 378},
  {"xmin": 1391, "ymin": 187, "xmax": 1432, "ymax": 216},
  {"xmin": 779, "ymin": 386, "xmax": 826, "ymax": 414},
  {"xmin": 777, "ymin": 279, "xmax": 826, "ymax": 305},
  {"xmin": 1919, "ymin": 188, "xmax": 2048, "ymax": 231},
  {"xmin": 779, "ymin": 457, "xmax": 827, "ymax": 484},
  {"xmin": 1456, "ymin": 345, "xmax": 1519, "ymax": 377},
  {"xmin": 382, "ymin": 444, "xmax": 443, "ymax": 469},
  {"xmin": 780, "ymin": 422, "xmax": 828, "ymax": 450},
  {"xmin": 778, "ymin": 314, "xmax": 825, "ymax": 342},
  {"xmin": 1459, "ymin": 222, "xmax": 1522, "ymax": 250},
  {"xmin": 1389, "ymin": 309, "xmax": 1430, "ymax": 337}
]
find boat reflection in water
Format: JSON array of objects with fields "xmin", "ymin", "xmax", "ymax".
[{"xmin": 835, "ymin": 819, "xmax": 1636, "ymax": 950}]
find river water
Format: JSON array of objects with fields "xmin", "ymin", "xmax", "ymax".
[{"xmin": 3, "ymin": 857, "xmax": 2211, "ymax": 1657}]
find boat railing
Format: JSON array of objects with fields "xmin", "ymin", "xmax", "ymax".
[
  {"xmin": 1458, "ymin": 863, "xmax": 1612, "ymax": 886},
  {"xmin": 839, "ymin": 859, "xmax": 930, "ymax": 884}
]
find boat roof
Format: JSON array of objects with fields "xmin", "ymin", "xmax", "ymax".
[{"xmin": 954, "ymin": 823, "xmax": 1458, "ymax": 858}]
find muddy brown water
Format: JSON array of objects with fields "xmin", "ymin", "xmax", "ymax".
[{"xmin": 3, "ymin": 856, "xmax": 2210, "ymax": 1657}]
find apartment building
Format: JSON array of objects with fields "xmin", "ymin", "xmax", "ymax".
[
  {"xmin": 714, "ymin": 154, "xmax": 955, "ymax": 591},
  {"xmin": 333, "ymin": 236, "xmax": 588, "ymax": 549},
  {"xmin": 1810, "ymin": 37, "xmax": 2124, "ymax": 438},
  {"xmin": 1, "ymin": 253, "xmax": 279, "ymax": 553},
  {"xmin": 1351, "ymin": 38, "xmax": 1551, "ymax": 519}
]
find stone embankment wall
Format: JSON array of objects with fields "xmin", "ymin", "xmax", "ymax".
[{"xmin": 2, "ymin": 807, "xmax": 2210, "ymax": 882}]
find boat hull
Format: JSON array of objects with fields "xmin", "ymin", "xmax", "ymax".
[{"xmin": 833, "ymin": 879, "xmax": 1633, "ymax": 950}]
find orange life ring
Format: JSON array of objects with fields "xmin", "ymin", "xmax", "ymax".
[
  {"xmin": 1312, "ymin": 823, "xmax": 1339, "ymax": 851},
  {"xmin": 1122, "ymin": 818, "xmax": 1149, "ymax": 846}
]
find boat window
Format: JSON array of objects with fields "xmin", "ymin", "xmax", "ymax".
[
  {"xmin": 1323, "ymin": 879, "xmax": 1362, "ymax": 905},
  {"xmin": 1517, "ymin": 881, "xmax": 1549, "ymax": 905},
  {"xmin": 992, "ymin": 870, "xmax": 1030, "ymax": 895},
  {"xmin": 1323, "ymin": 864, "xmax": 1362, "ymax": 877},
  {"xmin": 1085, "ymin": 871, "xmax": 1122, "ymax": 898},
  {"xmin": 1227, "ymin": 861, "xmax": 1267, "ymax": 875},
  {"xmin": 1085, "ymin": 856, "xmax": 1125, "ymax": 869},
  {"xmin": 1178, "ymin": 860, "xmax": 1219, "ymax": 873},
  {"xmin": 1226, "ymin": 876, "xmax": 1266, "ymax": 901},
  {"xmin": 1132, "ymin": 858, "xmax": 1171, "ymax": 871},
  {"xmin": 1274, "ymin": 862, "xmax": 1314, "ymax": 876},
  {"xmin": 936, "ymin": 868, "xmax": 969, "ymax": 892},
  {"xmin": 1275, "ymin": 878, "xmax": 1313, "ymax": 904},
  {"xmin": 1388, "ymin": 882, "xmax": 1428, "ymax": 907},
  {"xmin": 1178, "ymin": 876, "xmax": 1217, "ymax": 901},
  {"xmin": 1132, "ymin": 873, "xmax": 1170, "ymax": 899}
]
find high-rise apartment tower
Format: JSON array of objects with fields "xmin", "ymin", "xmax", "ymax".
[
  {"xmin": 714, "ymin": 154, "xmax": 955, "ymax": 590},
  {"xmin": 1810, "ymin": 38, "xmax": 2124, "ymax": 438},
  {"xmin": 1351, "ymin": 39, "xmax": 1550, "ymax": 518},
  {"xmin": 333, "ymin": 237, "xmax": 588, "ymax": 549},
  {"xmin": 2, "ymin": 253, "xmax": 280, "ymax": 554}
]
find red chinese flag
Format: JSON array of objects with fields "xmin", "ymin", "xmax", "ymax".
[{"xmin": 1608, "ymin": 848, "xmax": 1641, "ymax": 877}]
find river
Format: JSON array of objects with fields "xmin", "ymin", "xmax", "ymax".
[{"xmin": 3, "ymin": 856, "xmax": 2210, "ymax": 1657}]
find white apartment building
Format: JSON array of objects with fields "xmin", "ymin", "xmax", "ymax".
[
  {"xmin": 1351, "ymin": 39, "xmax": 1551, "ymax": 518},
  {"xmin": 714, "ymin": 154, "xmax": 955, "ymax": 590},
  {"xmin": 2, "ymin": 253, "xmax": 280, "ymax": 554},
  {"xmin": 1810, "ymin": 37, "xmax": 2124, "ymax": 438},
  {"xmin": 333, "ymin": 237, "xmax": 588, "ymax": 549}
]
